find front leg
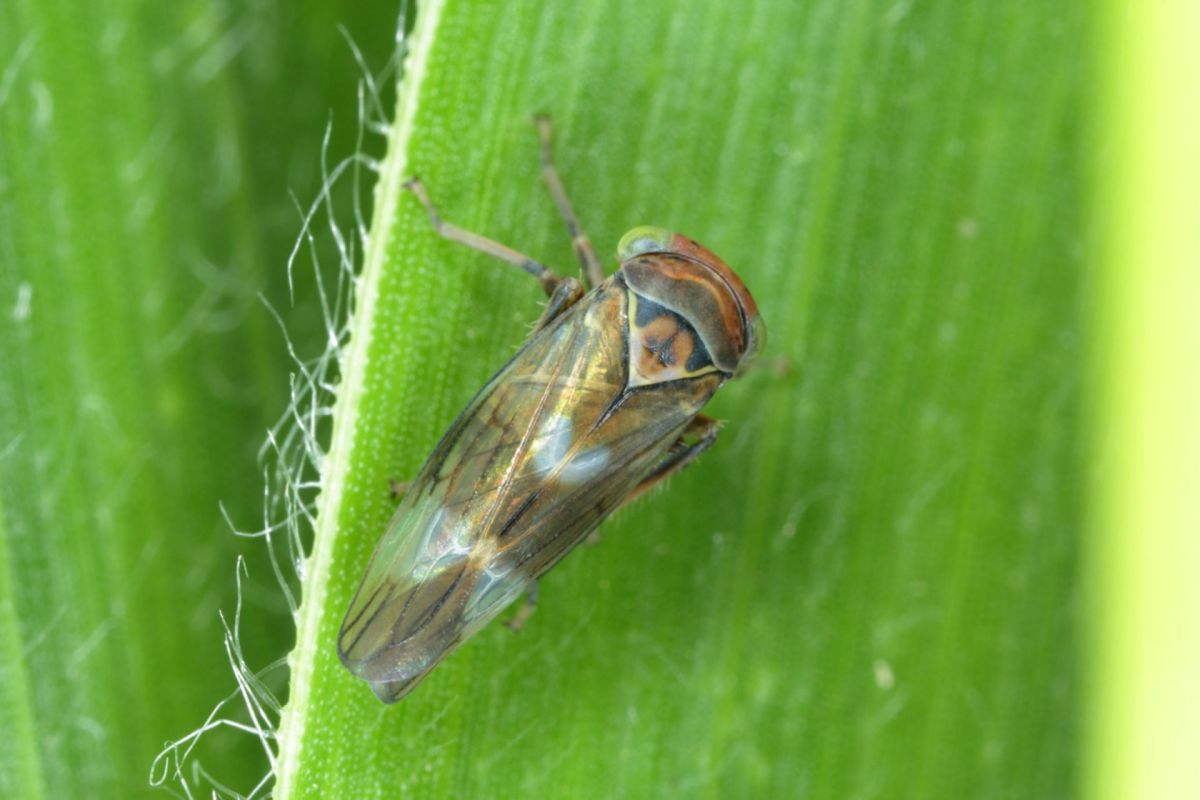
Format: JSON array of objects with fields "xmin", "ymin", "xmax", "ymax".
[
  {"xmin": 403, "ymin": 177, "xmax": 565, "ymax": 297},
  {"xmin": 534, "ymin": 115, "xmax": 605, "ymax": 288},
  {"xmin": 403, "ymin": 177, "xmax": 587, "ymax": 328}
]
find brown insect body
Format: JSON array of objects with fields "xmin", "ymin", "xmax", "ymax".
[{"xmin": 338, "ymin": 121, "xmax": 763, "ymax": 703}]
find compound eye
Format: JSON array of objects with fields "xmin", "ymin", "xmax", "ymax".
[
  {"xmin": 617, "ymin": 226, "xmax": 674, "ymax": 260},
  {"xmin": 734, "ymin": 313, "xmax": 767, "ymax": 378}
]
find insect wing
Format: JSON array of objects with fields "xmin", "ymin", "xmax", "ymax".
[
  {"xmin": 337, "ymin": 490, "xmax": 502, "ymax": 702},
  {"xmin": 338, "ymin": 280, "xmax": 720, "ymax": 702},
  {"xmin": 338, "ymin": 288, "xmax": 612, "ymax": 701}
]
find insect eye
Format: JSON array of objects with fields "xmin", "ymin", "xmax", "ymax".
[
  {"xmin": 617, "ymin": 226, "xmax": 674, "ymax": 260},
  {"xmin": 734, "ymin": 313, "xmax": 767, "ymax": 377}
]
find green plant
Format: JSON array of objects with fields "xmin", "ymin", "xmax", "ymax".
[{"xmin": 17, "ymin": 0, "xmax": 1196, "ymax": 798}]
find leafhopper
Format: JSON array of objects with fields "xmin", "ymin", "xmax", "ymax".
[{"xmin": 338, "ymin": 117, "xmax": 765, "ymax": 703}]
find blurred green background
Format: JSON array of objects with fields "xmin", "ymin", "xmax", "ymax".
[
  {"xmin": 1, "ymin": 0, "xmax": 1195, "ymax": 798},
  {"xmin": 0, "ymin": 1, "xmax": 397, "ymax": 795}
]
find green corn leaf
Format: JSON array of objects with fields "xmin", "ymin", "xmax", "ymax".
[
  {"xmin": 19, "ymin": 0, "xmax": 1196, "ymax": 798},
  {"xmin": 275, "ymin": 1, "xmax": 1087, "ymax": 797}
]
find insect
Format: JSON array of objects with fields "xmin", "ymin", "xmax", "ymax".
[{"xmin": 338, "ymin": 116, "xmax": 765, "ymax": 703}]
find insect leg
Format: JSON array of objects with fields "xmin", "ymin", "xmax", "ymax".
[
  {"xmin": 533, "ymin": 115, "xmax": 606, "ymax": 289},
  {"xmin": 503, "ymin": 580, "xmax": 539, "ymax": 632},
  {"xmin": 625, "ymin": 414, "xmax": 722, "ymax": 504},
  {"xmin": 403, "ymin": 178, "xmax": 564, "ymax": 296},
  {"xmin": 534, "ymin": 277, "xmax": 585, "ymax": 330}
]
